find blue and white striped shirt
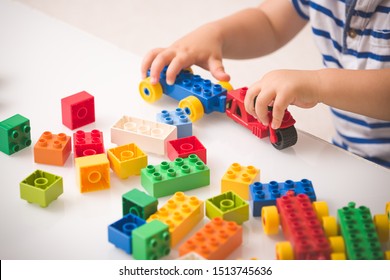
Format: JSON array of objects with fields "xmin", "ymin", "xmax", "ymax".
[{"xmin": 291, "ymin": 0, "xmax": 390, "ymax": 167}]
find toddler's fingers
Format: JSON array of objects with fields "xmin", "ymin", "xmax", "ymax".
[
  {"xmin": 141, "ymin": 48, "xmax": 164, "ymax": 79},
  {"xmin": 244, "ymin": 85, "xmax": 260, "ymax": 117},
  {"xmin": 209, "ymin": 58, "xmax": 230, "ymax": 82},
  {"xmin": 149, "ymin": 50, "xmax": 175, "ymax": 84},
  {"xmin": 166, "ymin": 55, "xmax": 193, "ymax": 85},
  {"xmin": 254, "ymin": 89, "xmax": 275, "ymax": 126},
  {"xmin": 271, "ymin": 96, "xmax": 291, "ymax": 129}
]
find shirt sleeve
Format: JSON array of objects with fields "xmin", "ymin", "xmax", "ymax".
[{"xmin": 291, "ymin": 0, "xmax": 310, "ymax": 20}]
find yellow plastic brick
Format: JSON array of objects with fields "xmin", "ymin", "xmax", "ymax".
[{"xmin": 75, "ymin": 153, "xmax": 110, "ymax": 193}]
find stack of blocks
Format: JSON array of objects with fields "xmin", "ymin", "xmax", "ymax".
[{"xmin": 0, "ymin": 114, "xmax": 31, "ymax": 155}]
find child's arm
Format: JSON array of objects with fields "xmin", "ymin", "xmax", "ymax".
[
  {"xmin": 244, "ymin": 69, "xmax": 390, "ymax": 129},
  {"xmin": 141, "ymin": 0, "xmax": 307, "ymax": 85}
]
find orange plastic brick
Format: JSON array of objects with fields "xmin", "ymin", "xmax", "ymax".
[
  {"xmin": 75, "ymin": 153, "xmax": 110, "ymax": 193},
  {"xmin": 147, "ymin": 192, "xmax": 204, "ymax": 247},
  {"xmin": 34, "ymin": 131, "xmax": 71, "ymax": 166},
  {"xmin": 221, "ymin": 163, "xmax": 260, "ymax": 200},
  {"xmin": 179, "ymin": 217, "xmax": 243, "ymax": 260}
]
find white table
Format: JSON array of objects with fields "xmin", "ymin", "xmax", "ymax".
[{"xmin": 0, "ymin": 0, "xmax": 389, "ymax": 260}]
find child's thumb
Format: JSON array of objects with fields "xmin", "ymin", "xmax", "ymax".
[{"xmin": 209, "ymin": 58, "xmax": 230, "ymax": 82}]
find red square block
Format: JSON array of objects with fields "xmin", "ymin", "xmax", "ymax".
[
  {"xmin": 61, "ymin": 91, "xmax": 95, "ymax": 130},
  {"xmin": 73, "ymin": 129, "xmax": 104, "ymax": 158},
  {"xmin": 167, "ymin": 135, "xmax": 207, "ymax": 163}
]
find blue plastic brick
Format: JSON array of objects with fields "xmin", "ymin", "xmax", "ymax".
[
  {"xmin": 250, "ymin": 179, "xmax": 316, "ymax": 217},
  {"xmin": 154, "ymin": 67, "xmax": 227, "ymax": 114},
  {"xmin": 0, "ymin": 114, "xmax": 32, "ymax": 155},
  {"xmin": 156, "ymin": 108, "xmax": 192, "ymax": 138},
  {"xmin": 108, "ymin": 213, "xmax": 146, "ymax": 254}
]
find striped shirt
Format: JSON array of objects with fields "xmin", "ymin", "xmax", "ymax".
[{"xmin": 291, "ymin": 0, "xmax": 390, "ymax": 167}]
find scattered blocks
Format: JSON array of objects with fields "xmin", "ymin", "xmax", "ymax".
[
  {"xmin": 147, "ymin": 192, "xmax": 204, "ymax": 247},
  {"xmin": 108, "ymin": 213, "xmax": 146, "ymax": 254},
  {"xmin": 108, "ymin": 143, "xmax": 147, "ymax": 179},
  {"xmin": 0, "ymin": 114, "xmax": 31, "ymax": 155},
  {"xmin": 111, "ymin": 115, "xmax": 177, "ymax": 155},
  {"xmin": 122, "ymin": 189, "xmax": 158, "ymax": 220},
  {"xmin": 156, "ymin": 108, "xmax": 192, "ymax": 138},
  {"xmin": 221, "ymin": 163, "xmax": 260, "ymax": 200},
  {"xmin": 20, "ymin": 170, "xmax": 63, "ymax": 208},
  {"xmin": 179, "ymin": 217, "xmax": 243, "ymax": 260},
  {"xmin": 141, "ymin": 154, "xmax": 210, "ymax": 198},
  {"xmin": 167, "ymin": 135, "xmax": 207, "ymax": 163},
  {"xmin": 34, "ymin": 131, "xmax": 71, "ymax": 166},
  {"xmin": 73, "ymin": 129, "xmax": 104, "ymax": 158},
  {"xmin": 250, "ymin": 179, "xmax": 316, "ymax": 217},
  {"xmin": 75, "ymin": 153, "xmax": 110, "ymax": 193},
  {"xmin": 61, "ymin": 91, "xmax": 95, "ymax": 130},
  {"xmin": 132, "ymin": 220, "xmax": 171, "ymax": 260},
  {"xmin": 206, "ymin": 191, "xmax": 249, "ymax": 225}
]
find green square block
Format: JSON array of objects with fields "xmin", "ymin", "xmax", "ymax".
[
  {"xmin": 20, "ymin": 170, "xmax": 63, "ymax": 208},
  {"xmin": 0, "ymin": 114, "xmax": 32, "ymax": 155},
  {"xmin": 141, "ymin": 154, "xmax": 210, "ymax": 198},
  {"xmin": 122, "ymin": 189, "xmax": 158, "ymax": 219},
  {"xmin": 338, "ymin": 202, "xmax": 384, "ymax": 260},
  {"xmin": 206, "ymin": 191, "xmax": 249, "ymax": 225},
  {"xmin": 132, "ymin": 220, "xmax": 171, "ymax": 260}
]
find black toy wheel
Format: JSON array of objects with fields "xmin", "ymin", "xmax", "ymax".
[{"xmin": 272, "ymin": 126, "xmax": 298, "ymax": 150}]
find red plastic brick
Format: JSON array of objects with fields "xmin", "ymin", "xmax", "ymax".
[
  {"xmin": 61, "ymin": 91, "xmax": 95, "ymax": 130},
  {"xmin": 73, "ymin": 129, "xmax": 104, "ymax": 158},
  {"xmin": 167, "ymin": 135, "xmax": 206, "ymax": 163}
]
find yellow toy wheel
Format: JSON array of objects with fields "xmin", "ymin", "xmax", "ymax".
[
  {"xmin": 261, "ymin": 206, "xmax": 280, "ymax": 235},
  {"xmin": 322, "ymin": 216, "xmax": 338, "ymax": 237},
  {"xmin": 276, "ymin": 241, "xmax": 294, "ymax": 260},
  {"xmin": 218, "ymin": 81, "xmax": 234, "ymax": 91},
  {"xmin": 373, "ymin": 214, "xmax": 389, "ymax": 242},
  {"xmin": 312, "ymin": 201, "xmax": 329, "ymax": 222},
  {"xmin": 139, "ymin": 77, "xmax": 163, "ymax": 103},
  {"xmin": 179, "ymin": 96, "xmax": 204, "ymax": 122},
  {"xmin": 329, "ymin": 236, "xmax": 345, "ymax": 254}
]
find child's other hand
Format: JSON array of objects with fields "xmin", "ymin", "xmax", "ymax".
[
  {"xmin": 244, "ymin": 70, "xmax": 321, "ymax": 129},
  {"xmin": 141, "ymin": 24, "xmax": 230, "ymax": 85}
]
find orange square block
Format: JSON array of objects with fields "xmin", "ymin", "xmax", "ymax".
[
  {"xmin": 221, "ymin": 163, "xmax": 260, "ymax": 200},
  {"xmin": 107, "ymin": 143, "xmax": 147, "ymax": 179},
  {"xmin": 75, "ymin": 153, "xmax": 110, "ymax": 193},
  {"xmin": 179, "ymin": 217, "xmax": 242, "ymax": 260},
  {"xmin": 34, "ymin": 131, "xmax": 71, "ymax": 166}
]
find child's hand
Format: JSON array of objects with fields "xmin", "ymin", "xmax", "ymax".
[
  {"xmin": 141, "ymin": 24, "xmax": 230, "ymax": 85},
  {"xmin": 244, "ymin": 70, "xmax": 321, "ymax": 129}
]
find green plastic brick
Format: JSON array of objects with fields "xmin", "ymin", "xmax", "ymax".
[
  {"xmin": 338, "ymin": 202, "xmax": 384, "ymax": 260},
  {"xmin": 0, "ymin": 114, "xmax": 31, "ymax": 155},
  {"xmin": 122, "ymin": 189, "xmax": 158, "ymax": 219},
  {"xmin": 141, "ymin": 154, "xmax": 210, "ymax": 198},
  {"xmin": 20, "ymin": 170, "xmax": 63, "ymax": 208},
  {"xmin": 132, "ymin": 220, "xmax": 170, "ymax": 260},
  {"xmin": 206, "ymin": 191, "xmax": 249, "ymax": 225}
]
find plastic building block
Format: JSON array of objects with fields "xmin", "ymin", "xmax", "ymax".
[
  {"xmin": 250, "ymin": 179, "xmax": 316, "ymax": 217},
  {"xmin": 147, "ymin": 192, "xmax": 204, "ymax": 247},
  {"xmin": 262, "ymin": 192, "xmax": 333, "ymax": 260},
  {"xmin": 156, "ymin": 108, "xmax": 192, "ymax": 138},
  {"xmin": 140, "ymin": 67, "xmax": 227, "ymax": 122},
  {"xmin": 206, "ymin": 191, "xmax": 249, "ymax": 225},
  {"xmin": 337, "ymin": 202, "xmax": 385, "ymax": 260},
  {"xmin": 141, "ymin": 154, "xmax": 210, "ymax": 198},
  {"xmin": 111, "ymin": 115, "xmax": 177, "ymax": 155},
  {"xmin": 107, "ymin": 143, "xmax": 147, "ymax": 179},
  {"xmin": 122, "ymin": 189, "xmax": 158, "ymax": 220},
  {"xmin": 20, "ymin": 170, "xmax": 63, "ymax": 208},
  {"xmin": 33, "ymin": 131, "xmax": 71, "ymax": 166},
  {"xmin": 221, "ymin": 163, "xmax": 260, "ymax": 200},
  {"xmin": 108, "ymin": 213, "xmax": 146, "ymax": 254},
  {"xmin": 132, "ymin": 220, "xmax": 171, "ymax": 260},
  {"xmin": 75, "ymin": 153, "xmax": 110, "ymax": 193},
  {"xmin": 226, "ymin": 87, "xmax": 297, "ymax": 150},
  {"xmin": 167, "ymin": 135, "xmax": 207, "ymax": 163},
  {"xmin": 61, "ymin": 91, "xmax": 95, "ymax": 130},
  {"xmin": 0, "ymin": 114, "xmax": 31, "ymax": 155},
  {"xmin": 177, "ymin": 252, "xmax": 207, "ymax": 260},
  {"xmin": 179, "ymin": 217, "xmax": 243, "ymax": 260},
  {"xmin": 73, "ymin": 129, "xmax": 104, "ymax": 158}
]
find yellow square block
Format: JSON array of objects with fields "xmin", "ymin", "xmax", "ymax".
[
  {"xmin": 147, "ymin": 192, "xmax": 204, "ymax": 247},
  {"xmin": 221, "ymin": 163, "xmax": 260, "ymax": 200},
  {"xmin": 75, "ymin": 153, "xmax": 110, "ymax": 193},
  {"xmin": 107, "ymin": 143, "xmax": 147, "ymax": 179}
]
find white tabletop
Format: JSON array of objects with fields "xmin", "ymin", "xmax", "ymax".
[{"xmin": 0, "ymin": 0, "xmax": 389, "ymax": 260}]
